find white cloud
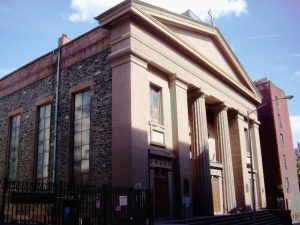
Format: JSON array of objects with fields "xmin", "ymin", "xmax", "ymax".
[
  {"xmin": 68, "ymin": 0, "xmax": 122, "ymax": 22},
  {"xmin": 275, "ymin": 53, "xmax": 300, "ymax": 60},
  {"xmin": 292, "ymin": 70, "xmax": 300, "ymax": 83},
  {"xmin": 290, "ymin": 116, "xmax": 300, "ymax": 147},
  {"xmin": 244, "ymin": 33, "xmax": 284, "ymax": 40},
  {"xmin": 295, "ymin": 70, "xmax": 300, "ymax": 77},
  {"xmin": 289, "ymin": 70, "xmax": 300, "ymax": 83},
  {"xmin": 292, "ymin": 53, "xmax": 300, "ymax": 57},
  {"xmin": 68, "ymin": 0, "xmax": 248, "ymax": 23}
]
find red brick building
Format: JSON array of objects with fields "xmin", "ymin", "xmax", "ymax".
[{"xmin": 255, "ymin": 78, "xmax": 300, "ymax": 219}]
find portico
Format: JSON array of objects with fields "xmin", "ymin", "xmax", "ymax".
[{"xmin": 96, "ymin": 0, "xmax": 266, "ymax": 218}]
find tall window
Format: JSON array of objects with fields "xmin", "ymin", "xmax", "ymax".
[
  {"xmin": 73, "ymin": 90, "xmax": 91, "ymax": 184},
  {"xmin": 275, "ymin": 96, "xmax": 279, "ymax": 110},
  {"xmin": 280, "ymin": 134, "xmax": 284, "ymax": 148},
  {"xmin": 277, "ymin": 114, "xmax": 283, "ymax": 128},
  {"xmin": 283, "ymin": 155, "xmax": 287, "ymax": 170},
  {"xmin": 150, "ymin": 86, "xmax": 163, "ymax": 124},
  {"xmin": 37, "ymin": 104, "xmax": 51, "ymax": 182},
  {"xmin": 9, "ymin": 115, "xmax": 21, "ymax": 181},
  {"xmin": 285, "ymin": 178, "xmax": 289, "ymax": 193}
]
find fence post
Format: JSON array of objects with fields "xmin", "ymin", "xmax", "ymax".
[
  {"xmin": 148, "ymin": 189, "xmax": 153, "ymax": 225},
  {"xmin": 102, "ymin": 184, "xmax": 107, "ymax": 225},
  {"xmin": 129, "ymin": 188, "xmax": 132, "ymax": 225},
  {"xmin": 0, "ymin": 177, "xmax": 8, "ymax": 223}
]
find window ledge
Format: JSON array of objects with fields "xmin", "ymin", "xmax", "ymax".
[
  {"xmin": 148, "ymin": 121, "xmax": 165, "ymax": 130},
  {"xmin": 150, "ymin": 141, "xmax": 166, "ymax": 148}
]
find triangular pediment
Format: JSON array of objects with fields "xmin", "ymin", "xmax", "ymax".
[
  {"xmin": 163, "ymin": 22, "xmax": 245, "ymax": 85},
  {"xmin": 96, "ymin": 0, "xmax": 261, "ymax": 103}
]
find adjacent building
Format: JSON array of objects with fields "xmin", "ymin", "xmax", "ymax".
[
  {"xmin": 0, "ymin": 0, "xmax": 266, "ymax": 219},
  {"xmin": 295, "ymin": 142, "xmax": 300, "ymax": 161},
  {"xmin": 255, "ymin": 78, "xmax": 300, "ymax": 220}
]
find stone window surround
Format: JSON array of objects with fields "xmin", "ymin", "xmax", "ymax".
[
  {"xmin": 35, "ymin": 96, "xmax": 53, "ymax": 107},
  {"xmin": 149, "ymin": 84, "xmax": 163, "ymax": 125},
  {"xmin": 149, "ymin": 83, "xmax": 166, "ymax": 148}
]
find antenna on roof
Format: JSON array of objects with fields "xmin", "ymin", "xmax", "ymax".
[{"xmin": 208, "ymin": 9, "xmax": 215, "ymax": 27}]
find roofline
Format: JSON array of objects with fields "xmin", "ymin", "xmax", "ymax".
[
  {"xmin": 95, "ymin": 0, "xmax": 216, "ymax": 29},
  {"xmin": 95, "ymin": 0, "xmax": 261, "ymax": 103},
  {"xmin": 0, "ymin": 26, "xmax": 102, "ymax": 81},
  {"xmin": 254, "ymin": 78, "xmax": 286, "ymax": 95}
]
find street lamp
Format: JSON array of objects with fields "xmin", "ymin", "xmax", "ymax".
[{"xmin": 247, "ymin": 95, "xmax": 293, "ymax": 225}]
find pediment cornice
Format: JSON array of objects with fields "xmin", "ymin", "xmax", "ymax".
[{"xmin": 96, "ymin": 0, "xmax": 261, "ymax": 104}]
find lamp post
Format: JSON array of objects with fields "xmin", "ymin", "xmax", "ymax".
[{"xmin": 247, "ymin": 95, "xmax": 293, "ymax": 225}]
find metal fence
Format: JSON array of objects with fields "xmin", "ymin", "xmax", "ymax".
[{"xmin": 0, "ymin": 178, "xmax": 153, "ymax": 225}]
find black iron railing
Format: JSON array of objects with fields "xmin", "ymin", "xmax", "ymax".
[{"xmin": 0, "ymin": 178, "xmax": 153, "ymax": 225}]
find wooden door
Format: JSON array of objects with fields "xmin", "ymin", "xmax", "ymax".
[
  {"xmin": 154, "ymin": 176, "xmax": 169, "ymax": 218},
  {"xmin": 212, "ymin": 176, "xmax": 221, "ymax": 213}
]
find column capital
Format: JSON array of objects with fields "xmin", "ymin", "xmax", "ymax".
[
  {"xmin": 169, "ymin": 76, "xmax": 188, "ymax": 90},
  {"xmin": 252, "ymin": 120, "xmax": 260, "ymax": 128},
  {"xmin": 189, "ymin": 88, "xmax": 210, "ymax": 100},
  {"xmin": 232, "ymin": 110, "xmax": 246, "ymax": 121},
  {"xmin": 211, "ymin": 103, "xmax": 230, "ymax": 113},
  {"xmin": 248, "ymin": 118, "xmax": 260, "ymax": 129}
]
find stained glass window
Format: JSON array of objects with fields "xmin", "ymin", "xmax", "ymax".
[{"xmin": 150, "ymin": 86, "xmax": 162, "ymax": 124}]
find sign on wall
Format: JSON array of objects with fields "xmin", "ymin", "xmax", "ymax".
[{"xmin": 119, "ymin": 196, "xmax": 128, "ymax": 206}]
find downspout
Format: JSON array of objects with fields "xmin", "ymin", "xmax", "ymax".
[{"xmin": 52, "ymin": 46, "xmax": 61, "ymax": 184}]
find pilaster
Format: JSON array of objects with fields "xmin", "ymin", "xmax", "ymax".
[
  {"xmin": 111, "ymin": 54, "xmax": 149, "ymax": 188},
  {"xmin": 169, "ymin": 77, "xmax": 192, "ymax": 217},
  {"xmin": 251, "ymin": 122, "xmax": 266, "ymax": 208},
  {"xmin": 229, "ymin": 112, "xmax": 251, "ymax": 209}
]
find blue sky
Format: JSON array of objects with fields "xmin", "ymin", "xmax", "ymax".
[{"xmin": 0, "ymin": 0, "xmax": 299, "ymax": 146}]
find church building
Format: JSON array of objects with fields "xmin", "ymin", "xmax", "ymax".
[{"xmin": 0, "ymin": 0, "xmax": 266, "ymax": 218}]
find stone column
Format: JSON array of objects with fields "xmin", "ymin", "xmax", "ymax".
[
  {"xmin": 229, "ymin": 112, "xmax": 251, "ymax": 209},
  {"xmin": 215, "ymin": 106, "xmax": 236, "ymax": 213},
  {"xmin": 251, "ymin": 122, "xmax": 266, "ymax": 208},
  {"xmin": 191, "ymin": 93, "xmax": 213, "ymax": 216}
]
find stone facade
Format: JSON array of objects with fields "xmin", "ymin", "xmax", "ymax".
[
  {"xmin": 0, "ymin": 75, "xmax": 55, "ymax": 181},
  {"xmin": 0, "ymin": 0, "xmax": 269, "ymax": 220},
  {"xmin": 97, "ymin": 0, "xmax": 266, "ymax": 218},
  {"xmin": 56, "ymin": 50, "xmax": 112, "ymax": 185}
]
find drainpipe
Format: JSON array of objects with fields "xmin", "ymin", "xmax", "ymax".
[
  {"xmin": 52, "ymin": 34, "xmax": 70, "ymax": 184},
  {"xmin": 52, "ymin": 46, "xmax": 61, "ymax": 184}
]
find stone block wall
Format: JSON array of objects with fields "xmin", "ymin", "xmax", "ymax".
[
  {"xmin": 0, "ymin": 76, "xmax": 55, "ymax": 181},
  {"xmin": 0, "ymin": 49, "xmax": 112, "ymax": 186},
  {"xmin": 56, "ymin": 49, "xmax": 112, "ymax": 186}
]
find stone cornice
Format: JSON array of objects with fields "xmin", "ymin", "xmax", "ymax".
[
  {"xmin": 0, "ymin": 28, "xmax": 110, "ymax": 99},
  {"xmin": 109, "ymin": 40, "xmax": 256, "ymax": 113},
  {"xmin": 136, "ymin": 2, "xmax": 261, "ymax": 101}
]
